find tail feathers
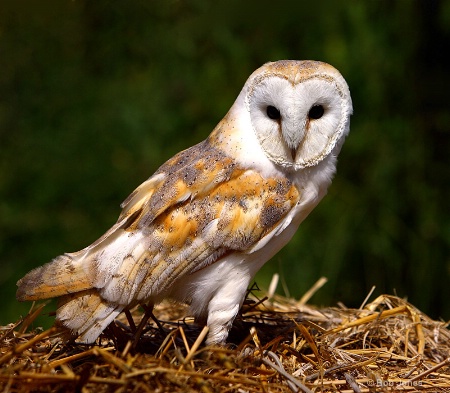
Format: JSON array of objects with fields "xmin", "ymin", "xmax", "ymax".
[
  {"xmin": 16, "ymin": 253, "xmax": 92, "ymax": 301},
  {"xmin": 57, "ymin": 289, "xmax": 123, "ymax": 343}
]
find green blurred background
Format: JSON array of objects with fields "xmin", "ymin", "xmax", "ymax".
[{"xmin": 1, "ymin": 1, "xmax": 449, "ymax": 328}]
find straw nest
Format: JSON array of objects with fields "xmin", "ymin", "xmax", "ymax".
[{"xmin": 1, "ymin": 277, "xmax": 450, "ymax": 392}]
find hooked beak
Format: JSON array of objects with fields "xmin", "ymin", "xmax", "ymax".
[{"xmin": 290, "ymin": 147, "xmax": 297, "ymax": 161}]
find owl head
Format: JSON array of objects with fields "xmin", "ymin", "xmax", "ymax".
[{"xmin": 237, "ymin": 60, "xmax": 352, "ymax": 170}]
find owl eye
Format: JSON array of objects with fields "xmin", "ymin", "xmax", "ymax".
[
  {"xmin": 266, "ymin": 105, "xmax": 281, "ymax": 120},
  {"xmin": 308, "ymin": 105, "xmax": 324, "ymax": 120}
]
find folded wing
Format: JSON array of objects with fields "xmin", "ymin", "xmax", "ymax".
[{"xmin": 16, "ymin": 139, "xmax": 300, "ymax": 342}]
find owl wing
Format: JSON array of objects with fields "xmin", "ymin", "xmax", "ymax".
[
  {"xmin": 17, "ymin": 140, "xmax": 300, "ymax": 307},
  {"xmin": 95, "ymin": 140, "xmax": 300, "ymax": 305}
]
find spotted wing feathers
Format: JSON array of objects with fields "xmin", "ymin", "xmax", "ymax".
[{"xmin": 16, "ymin": 140, "xmax": 300, "ymax": 342}]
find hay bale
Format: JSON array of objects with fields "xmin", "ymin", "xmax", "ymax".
[{"xmin": 1, "ymin": 284, "xmax": 450, "ymax": 392}]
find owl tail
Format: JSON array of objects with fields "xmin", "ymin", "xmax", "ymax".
[
  {"xmin": 15, "ymin": 252, "xmax": 118, "ymax": 343},
  {"xmin": 16, "ymin": 214, "xmax": 144, "ymax": 343}
]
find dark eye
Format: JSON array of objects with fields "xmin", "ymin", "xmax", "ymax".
[
  {"xmin": 266, "ymin": 105, "xmax": 281, "ymax": 120},
  {"xmin": 308, "ymin": 105, "xmax": 324, "ymax": 120}
]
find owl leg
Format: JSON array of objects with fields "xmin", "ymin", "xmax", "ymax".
[
  {"xmin": 204, "ymin": 278, "xmax": 249, "ymax": 345},
  {"xmin": 132, "ymin": 302, "xmax": 165, "ymax": 349}
]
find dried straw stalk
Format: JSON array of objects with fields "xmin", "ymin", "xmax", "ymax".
[{"xmin": 1, "ymin": 278, "xmax": 450, "ymax": 392}]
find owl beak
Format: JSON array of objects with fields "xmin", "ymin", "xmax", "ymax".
[{"xmin": 290, "ymin": 147, "xmax": 297, "ymax": 161}]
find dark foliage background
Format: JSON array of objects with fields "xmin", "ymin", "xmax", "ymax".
[{"xmin": 1, "ymin": 0, "xmax": 449, "ymax": 327}]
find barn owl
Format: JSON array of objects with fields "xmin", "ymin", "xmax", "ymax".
[{"xmin": 17, "ymin": 60, "xmax": 352, "ymax": 345}]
